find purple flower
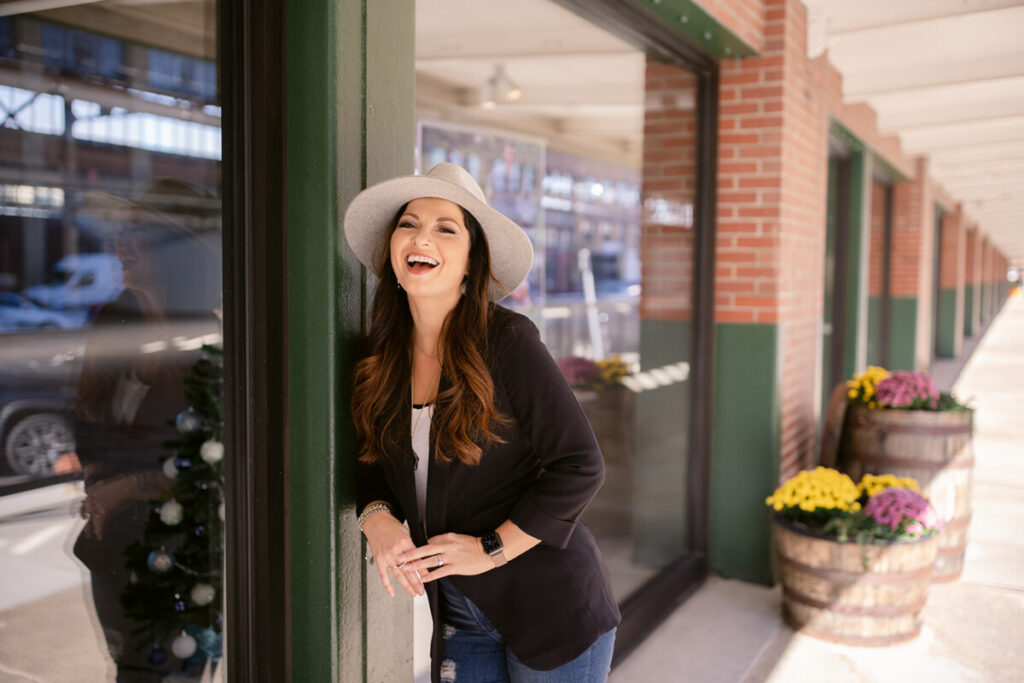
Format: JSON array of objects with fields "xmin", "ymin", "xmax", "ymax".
[
  {"xmin": 875, "ymin": 371, "xmax": 940, "ymax": 410},
  {"xmin": 863, "ymin": 488, "xmax": 942, "ymax": 538},
  {"xmin": 558, "ymin": 356, "xmax": 600, "ymax": 388}
]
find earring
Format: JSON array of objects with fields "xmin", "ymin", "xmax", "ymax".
[
  {"xmin": 396, "ymin": 280, "xmax": 403, "ymax": 290},
  {"xmin": 460, "ymin": 281, "xmax": 467, "ymax": 295}
]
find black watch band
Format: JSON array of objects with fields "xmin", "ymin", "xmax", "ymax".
[{"xmin": 481, "ymin": 531, "xmax": 507, "ymax": 567}]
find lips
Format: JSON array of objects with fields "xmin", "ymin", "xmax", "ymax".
[{"xmin": 406, "ymin": 253, "xmax": 439, "ymax": 274}]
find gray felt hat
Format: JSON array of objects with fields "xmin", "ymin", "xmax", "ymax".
[{"xmin": 342, "ymin": 163, "xmax": 534, "ymax": 301}]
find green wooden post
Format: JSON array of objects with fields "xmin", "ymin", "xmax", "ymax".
[{"xmin": 288, "ymin": 0, "xmax": 415, "ymax": 680}]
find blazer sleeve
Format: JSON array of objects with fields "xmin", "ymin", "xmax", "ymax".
[
  {"xmin": 500, "ymin": 314, "xmax": 605, "ymax": 549},
  {"xmin": 353, "ymin": 449, "xmax": 405, "ymax": 524}
]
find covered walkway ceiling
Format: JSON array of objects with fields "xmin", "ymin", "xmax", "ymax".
[{"xmin": 804, "ymin": 0, "xmax": 1024, "ymax": 263}]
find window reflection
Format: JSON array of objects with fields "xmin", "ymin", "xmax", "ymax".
[{"xmin": 0, "ymin": 3, "xmax": 223, "ymax": 680}]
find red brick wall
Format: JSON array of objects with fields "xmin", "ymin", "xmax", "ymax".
[
  {"xmin": 695, "ymin": 0, "xmax": 766, "ymax": 53},
  {"xmin": 716, "ymin": 0, "xmax": 829, "ymax": 480},
  {"xmin": 939, "ymin": 206, "xmax": 964, "ymax": 291},
  {"xmin": 640, "ymin": 58, "xmax": 699, "ymax": 321},
  {"xmin": 890, "ymin": 158, "xmax": 931, "ymax": 301}
]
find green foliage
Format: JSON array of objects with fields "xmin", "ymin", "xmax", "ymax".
[{"xmin": 121, "ymin": 345, "xmax": 223, "ymax": 664}]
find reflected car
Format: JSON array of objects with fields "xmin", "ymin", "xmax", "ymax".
[
  {"xmin": 0, "ymin": 375, "xmax": 76, "ymax": 478},
  {"xmin": 21, "ymin": 252, "xmax": 124, "ymax": 312},
  {"xmin": 0, "ymin": 292, "xmax": 82, "ymax": 332}
]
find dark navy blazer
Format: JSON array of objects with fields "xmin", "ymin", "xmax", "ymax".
[{"xmin": 355, "ymin": 304, "xmax": 620, "ymax": 679}]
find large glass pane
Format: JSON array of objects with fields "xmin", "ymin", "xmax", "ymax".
[
  {"xmin": 413, "ymin": 5, "xmax": 701, "ymax": 676},
  {"xmin": 0, "ymin": 3, "xmax": 225, "ymax": 680}
]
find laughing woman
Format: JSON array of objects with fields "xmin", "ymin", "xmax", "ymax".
[{"xmin": 344, "ymin": 163, "xmax": 620, "ymax": 682}]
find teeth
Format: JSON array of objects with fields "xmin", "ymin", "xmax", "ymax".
[{"xmin": 407, "ymin": 255, "xmax": 438, "ymax": 266}]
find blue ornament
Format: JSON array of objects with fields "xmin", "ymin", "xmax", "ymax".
[
  {"xmin": 192, "ymin": 626, "xmax": 222, "ymax": 659},
  {"xmin": 193, "ymin": 524, "xmax": 206, "ymax": 537},
  {"xmin": 173, "ymin": 591, "xmax": 188, "ymax": 612},
  {"xmin": 147, "ymin": 549, "xmax": 174, "ymax": 574},
  {"xmin": 147, "ymin": 647, "xmax": 168, "ymax": 666},
  {"xmin": 175, "ymin": 408, "xmax": 203, "ymax": 435},
  {"xmin": 174, "ymin": 456, "xmax": 193, "ymax": 470}
]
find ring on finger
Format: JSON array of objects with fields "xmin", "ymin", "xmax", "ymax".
[{"xmin": 437, "ymin": 554, "xmax": 444, "ymax": 568}]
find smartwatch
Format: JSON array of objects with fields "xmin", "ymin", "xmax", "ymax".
[{"xmin": 481, "ymin": 530, "xmax": 507, "ymax": 567}]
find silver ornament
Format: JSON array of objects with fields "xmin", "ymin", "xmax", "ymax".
[
  {"xmin": 159, "ymin": 499, "xmax": 184, "ymax": 526},
  {"xmin": 190, "ymin": 583, "xmax": 216, "ymax": 607},
  {"xmin": 199, "ymin": 439, "xmax": 224, "ymax": 464},
  {"xmin": 171, "ymin": 632, "xmax": 197, "ymax": 659}
]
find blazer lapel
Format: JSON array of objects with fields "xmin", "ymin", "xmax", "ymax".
[{"xmin": 394, "ymin": 398, "xmax": 423, "ymax": 543}]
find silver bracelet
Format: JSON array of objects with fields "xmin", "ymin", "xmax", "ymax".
[{"xmin": 357, "ymin": 503, "xmax": 394, "ymax": 532}]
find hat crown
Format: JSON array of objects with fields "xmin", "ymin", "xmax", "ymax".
[{"xmin": 424, "ymin": 163, "xmax": 486, "ymax": 204}]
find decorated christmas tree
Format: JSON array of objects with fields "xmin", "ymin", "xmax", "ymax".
[{"xmin": 121, "ymin": 345, "xmax": 224, "ymax": 673}]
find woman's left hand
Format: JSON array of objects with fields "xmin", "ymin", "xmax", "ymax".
[{"xmin": 397, "ymin": 532, "xmax": 493, "ymax": 582}]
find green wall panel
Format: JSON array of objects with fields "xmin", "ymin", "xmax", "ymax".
[
  {"xmin": 843, "ymin": 151, "xmax": 867, "ymax": 381},
  {"xmin": 709, "ymin": 323, "xmax": 778, "ymax": 585},
  {"xmin": 287, "ymin": 0, "xmax": 344, "ymax": 679},
  {"xmin": 888, "ymin": 297, "xmax": 917, "ymax": 371},
  {"xmin": 963, "ymin": 285, "xmax": 974, "ymax": 337},
  {"xmin": 288, "ymin": 1, "xmax": 415, "ymax": 681},
  {"xmin": 866, "ymin": 296, "xmax": 882, "ymax": 367},
  {"xmin": 936, "ymin": 288, "xmax": 957, "ymax": 358}
]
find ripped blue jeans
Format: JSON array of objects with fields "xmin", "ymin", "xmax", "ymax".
[{"xmin": 438, "ymin": 580, "xmax": 616, "ymax": 683}]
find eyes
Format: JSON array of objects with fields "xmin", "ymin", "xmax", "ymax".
[{"xmin": 397, "ymin": 220, "xmax": 460, "ymax": 235}]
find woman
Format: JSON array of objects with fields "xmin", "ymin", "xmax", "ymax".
[
  {"xmin": 74, "ymin": 179, "xmax": 221, "ymax": 681},
  {"xmin": 344, "ymin": 163, "xmax": 620, "ymax": 683}
]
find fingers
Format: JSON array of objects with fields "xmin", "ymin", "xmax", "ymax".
[
  {"xmin": 418, "ymin": 564, "xmax": 452, "ymax": 583},
  {"xmin": 375, "ymin": 560, "xmax": 395, "ymax": 597},
  {"xmin": 393, "ymin": 566, "xmax": 423, "ymax": 597}
]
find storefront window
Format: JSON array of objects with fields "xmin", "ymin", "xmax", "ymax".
[
  {"xmin": 413, "ymin": 2, "xmax": 704, "ymax": 674},
  {"xmin": 0, "ymin": 3, "xmax": 225, "ymax": 679}
]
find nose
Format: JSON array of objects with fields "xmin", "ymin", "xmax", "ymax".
[{"xmin": 412, "ymin": 226, "xmax": 432, "ymax": 246}]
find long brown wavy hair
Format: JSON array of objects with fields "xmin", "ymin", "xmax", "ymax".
[{"xmin": 351, "ymin": 203, "xmax": 512, "ymax": 466}]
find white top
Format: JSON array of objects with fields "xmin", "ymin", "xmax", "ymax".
[
  {"xmin": 412, "ymin": 403, "xmax": 433, "ymax": 525},
  {"xmin": 111, "ymin": 367, "xmax": 151, "ymax": 424}
]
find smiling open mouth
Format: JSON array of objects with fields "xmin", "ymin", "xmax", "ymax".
[{"xmin": 407, "ymin": 254, "xmax": 438, "ymax": 274}]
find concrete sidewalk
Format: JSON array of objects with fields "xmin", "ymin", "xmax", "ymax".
[{"xmin": 612, "ymin": 291, "xmax": 1024, "ymax": 683}]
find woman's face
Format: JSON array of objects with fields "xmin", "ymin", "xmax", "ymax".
[
  {"xmin": 390, "ymin": 197, "xmax": 471, "ymax": 304},
  {"xmin": 114, "ymin": 221, "xmax": 165, "ymax": 292}
]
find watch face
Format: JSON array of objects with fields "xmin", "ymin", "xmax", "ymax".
[{"xmin": 482, "ymin": 531, "xmax": 503, "ymax": 555}]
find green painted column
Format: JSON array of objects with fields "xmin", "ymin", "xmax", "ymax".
[
  {"xmin": 936, "ymin": 288, "xmax": 958, "ymax": 358},
  {"xmin": 709, "ymin": 323, "xmax": 778, "ymax": 585},
  {"xmin": 288, "ymin": 1, "xmax": 415, "ymax": 681},
  {"xmin": 963, "ymin": 285, "xmax": 974, "ymax": 337},
  {"xmin": 843, "ymin": 151, "xmax": 868, "ymax": 380},
  {"xmin": 888, "ymin": 297, "xmax": 918, "ymax": 370}
]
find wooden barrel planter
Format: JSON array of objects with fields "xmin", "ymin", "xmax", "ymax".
[
  {"xmin": 774, "ymin": 517, "xmax": 939, "ymax": 645},
  {"xmin": 841, "ymin": 405, "xmax": 974, "ymax": 582},
  {"xmin": 575, "ymin": 386, "xmax": 635, "ymax": 538}
]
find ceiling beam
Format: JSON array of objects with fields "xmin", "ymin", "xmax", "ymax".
[
  {"xmin": 880, "ymin": 103, "xmax": 1024, "ymax": 132},
  {"xmin": 0, "ymin": 65, "xmax": 220, "ymax": 126},
  {"xmin": 805, "ymin": 0, "xmax": 1023, "ymax": 36}
]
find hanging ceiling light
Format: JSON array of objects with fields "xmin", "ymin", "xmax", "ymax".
[{"xmin": 480, "ymin": 64, "xmax": 521, "ymax": 109}]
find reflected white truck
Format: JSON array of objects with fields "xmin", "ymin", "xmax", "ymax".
[{"xmin": 22, "ymin": 253, "xmax": 123, "ymax": 311}]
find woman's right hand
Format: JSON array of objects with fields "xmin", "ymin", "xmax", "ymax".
[{"xmin": 361, "ymin": 511, "xmax": 424, "ymax": 597}]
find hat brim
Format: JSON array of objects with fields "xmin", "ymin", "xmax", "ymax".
[
  {"xmin": 80, "ymin": 190, "xmax": 218, "ymax": 255},
  {"xmin": 343, "ymin": 174, "xmax": 534, "ymax": 302}
]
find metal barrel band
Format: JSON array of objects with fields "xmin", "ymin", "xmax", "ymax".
[
  {"xmin": 853, "ymin": 414, "xmax": 973, "ymax": 436},
  {"xmin": 782, "ymin": 585, "xmax": 929, "ymax": 617},
  {"xmin": 845, "ymin": 451, "xmax": 975, "ymax": 470},
  {"xmin": 777, "ymin": 554, "xmax": 935, "ymax": 585}
]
